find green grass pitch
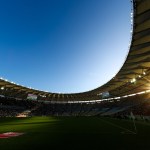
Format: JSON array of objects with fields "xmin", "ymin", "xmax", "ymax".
[{"xmin": 0, "ymin": 117, "xmax": 150, "ymax": 150}]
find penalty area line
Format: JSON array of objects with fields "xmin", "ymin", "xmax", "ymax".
[{"xmin": 97, "ymin": 117, "xmax": 137, "ymax": 135}]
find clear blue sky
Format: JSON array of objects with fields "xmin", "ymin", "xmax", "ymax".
[{"xmin": 0, "ymin": 0, "xmax": 131, "ymax": 93}]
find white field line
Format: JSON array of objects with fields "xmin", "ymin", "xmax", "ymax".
[{"xmin": 98, "ymin": 118, "xmax": 137, "ymax": 134}]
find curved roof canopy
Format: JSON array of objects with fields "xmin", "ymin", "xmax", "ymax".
[{"xmin": 0, "ymin": 0, "xmax": 150, "ymax": 102}]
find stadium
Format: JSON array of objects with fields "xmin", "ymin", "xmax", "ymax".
[{"xmin": 0, "ymin": 0, "xmax": 150, "ymax": 149}]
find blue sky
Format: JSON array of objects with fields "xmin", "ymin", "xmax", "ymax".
[{"xmin": 0, "ymin": 0, "xmax": 131, "ymax": 93}]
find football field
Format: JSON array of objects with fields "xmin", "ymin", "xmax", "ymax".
[{"xmin": 0, "ymin": 116, "xmax": 150, "ymax": 150}]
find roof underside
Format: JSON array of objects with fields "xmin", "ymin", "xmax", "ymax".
[{"xmin": 0, "ymin": 0, "xmax": 150, "ymax": 102}]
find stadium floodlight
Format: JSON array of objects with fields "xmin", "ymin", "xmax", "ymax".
[
  {"xmin": 122, "ymin": 95, "xmax": 128, "ymax": 98},
  {"xmin": 132, "ymin": 78, "xmax": 136, "ymax": 82},
  {"xmin": 114, "ymin": 97, "xmax": 120, "ymax": 99},
  {"xmin": 143, "ymin": 71, "xmax": 146, "ymax": 75},
  {"xmin": 137, "ymin": 91, "xmax": 145, "ymax": 95},
  {"xmin": 40, "ymin": 95, "xmax": 46, "ymax": 98},
  {"xmin": 129, "ymin": 93, "xmax": 136, "ymax": 97},
  {"xmin": 130, "ymin": 78, "xmax": 136, "ymax": 83},
  {"xmin": 146, "ymin": 90, "xmax": 150, "ymax": 93},
  {"xmin": 1, "ymin": 87, "xmax": 4, "ymax": 90}
]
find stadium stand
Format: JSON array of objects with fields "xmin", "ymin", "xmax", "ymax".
[{"xmin": 0, "ymin": 0, "xmax": 149, "ymax": 121}]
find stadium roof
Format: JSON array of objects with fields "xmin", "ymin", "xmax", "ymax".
[{"xmin": 0, "ymin": 0, "xmax": 150, "ymax": 102}]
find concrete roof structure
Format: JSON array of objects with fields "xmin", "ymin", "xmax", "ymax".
[{"xmin": 0, "ymin": 0, "xmax": 150, "ymax": 102}]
